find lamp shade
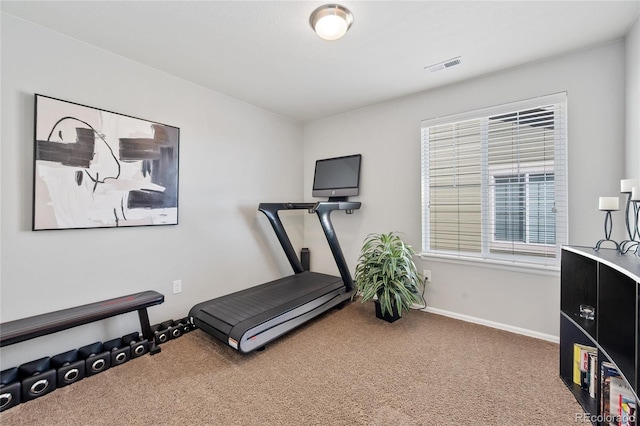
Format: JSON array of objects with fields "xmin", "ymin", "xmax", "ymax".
[{"xmin": 310, "ymin": 4, "xmax": 353, "ymax": 41}]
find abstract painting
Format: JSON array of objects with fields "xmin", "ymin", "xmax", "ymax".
[{"xmin": 33, "ymin": 94, "xmax": 179, "ymax": 230}]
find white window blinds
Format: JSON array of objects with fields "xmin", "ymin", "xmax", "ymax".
[{"xmin": 421, "ymin": 93, "xmax": 567, "ymax": 267}]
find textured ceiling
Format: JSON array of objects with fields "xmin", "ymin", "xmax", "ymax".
[{"xmin": 2, "ymin": 1, "xmax": 639, "ymax": 122}]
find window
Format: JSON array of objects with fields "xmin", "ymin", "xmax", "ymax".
[{"xmin": 421, "ymin": 94, "xmax": 567, "ymax": 267}]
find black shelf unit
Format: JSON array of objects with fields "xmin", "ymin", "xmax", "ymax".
[{"xmin": 560, "ymin": 246, "xmax": 640, "ymax": 424}]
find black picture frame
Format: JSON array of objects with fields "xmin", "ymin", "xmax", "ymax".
[{"xmin": 33, "ymin": 94, "xmax": 180, "ymax": 230}]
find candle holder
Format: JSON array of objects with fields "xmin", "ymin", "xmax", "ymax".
[
  {"xmin": 620, "ymin": 197, "xmax": 639, "ymax": 254},
  {"xmin": 595, "ymin": 196, "xmax": 620, "ymax": 251},
  {"xmin": 631, "ymin": 187, "xmax": 640, "ymax": 256},
  {"xmin": 633, "ymin": 206, "xmax": 640, "ymax": 257},
  {"xmin": 619, "ymin": 179, "xmax": 640, "ymax": 253},
  {"xmin": 595, "ymin": 210, "xmax": 620, "ymax": 251},
  {"xmin": 579, "ymin": 304, "xmax": 595, "ymax": 321}
]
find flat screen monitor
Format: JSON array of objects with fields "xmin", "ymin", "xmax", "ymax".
[{"xmin": 312, "ymin": 154, "xmax": 361, "ymax": 201}]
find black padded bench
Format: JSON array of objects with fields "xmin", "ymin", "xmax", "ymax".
[{"xmin": 0, "ymin": 291, "xmax": 164, "ymax": 352}]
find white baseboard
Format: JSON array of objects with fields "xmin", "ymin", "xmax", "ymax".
[{"xmin": 420, "ymin": 306, "xmax": 559, "ymax": 343}]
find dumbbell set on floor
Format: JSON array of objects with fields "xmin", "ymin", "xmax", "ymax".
[
  {"xmin": 0, "ymin": 317, "xmax": 196, "ymax": 412},
  {"xmin": 151, "ymin": 317, "xmax": 196, "ymax": 346},
  {"xmin": 0, "ymin": 332, "xmax": 149, "ymax": 412}
]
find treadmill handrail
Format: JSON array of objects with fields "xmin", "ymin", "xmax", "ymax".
[
  {"xmin": 258, "ymin": 203, "xmax": 306, "ymax": 274},
  {"xmin": 314, "ymin": 202, "xmax": 360, "ymax": 291},
  {"xmin": 257, "ymin": 201, "xmax": 361, "ymax": 290}
]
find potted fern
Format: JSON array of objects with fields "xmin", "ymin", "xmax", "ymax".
[{"xmin": 353, "ymin": 232, "xmax": 423, "ymax": 322}]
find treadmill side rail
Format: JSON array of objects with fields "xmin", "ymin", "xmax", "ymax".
[{"xmin": 236, "ymin": 288, "xmax": 348, "ymax": 353}]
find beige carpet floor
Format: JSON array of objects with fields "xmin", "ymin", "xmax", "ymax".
[{"xmin": 0, "ymin": 301, "xmax": 583, "ymax": 425}]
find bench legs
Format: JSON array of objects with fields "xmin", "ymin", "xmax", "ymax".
[{"xmin": 137, "ymin": 308, "xmax": 161, "ymax": 355}]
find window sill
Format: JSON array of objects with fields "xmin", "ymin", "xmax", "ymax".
[{"xmin": 417, "ymin": 252, "xmax": 560, "ymax": 277}]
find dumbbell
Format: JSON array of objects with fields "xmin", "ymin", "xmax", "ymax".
[
  {"xmin": 0, "ymin": 367, "xmax": 21, "ymax": 412},
  {"xmin": 51, "ymin": 349, "xmax": 85, "ymax": 387},
  {"xmin": 103, "ymin": 338, "xmax": 131, "ymax": 367},
  {"xmin": 78, "ymin": 342, "xmax": 110, "ymax": 376},
  {"xmin": 121, "ymin": 332, "xmax": 149, "ymax": 358},
  {"xmin": 18, "ymin": 357, "xmax": 57, "ymax": 402}
]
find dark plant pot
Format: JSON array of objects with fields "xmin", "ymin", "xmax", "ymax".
[{"xmin": 374, "ymin": 300, "xmax": 401, "ymax": 323}]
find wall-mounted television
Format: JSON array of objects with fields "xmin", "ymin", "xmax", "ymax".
[{"xmin": 312, "ymin": 154, "xmax": 361, "ymax": 201}]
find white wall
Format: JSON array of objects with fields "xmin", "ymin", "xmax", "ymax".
[
  {"xmin": 303, "ymin": 40, "xmax": 627, "ymax": 340},
  {"xmin": 0, "ymin": 14, "xmax": 304, "ymax": 369},
  {"xmin": 626, "ymin": 15, "xmax": 640, "ymax": 178},
  {"xmin": 1, "ymin": 12, "xmax": 635, "ymax": 371}
]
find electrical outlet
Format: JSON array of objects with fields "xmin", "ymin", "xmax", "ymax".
[
  {"xmin": 173, "ymin": 279, "xmax": 182, "ymax": 294},
  {"xmin": 423, "ymin": 270, "xmax": 431, "ymax": 283}
]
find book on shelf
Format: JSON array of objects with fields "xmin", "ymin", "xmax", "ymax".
[
  {"xmin": 619, "ymin": 393, "xmax": 637, "ymax": 426},
  {"xmin": 573, "ymin": 343, "xmax": 597, "ymax": 395},
  {"xmin": 601, "ymin": 361, "xmax": 620, "ymax": 423},
  {"xmin": 589, "ymin": 351, "xmax": 597, "ymax": 398},
  {"xmin": 601, "ymin": 361, "xmax": 637, "ymax": 426}
]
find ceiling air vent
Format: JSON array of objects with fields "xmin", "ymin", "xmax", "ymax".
[{"xmin": 426, "ymin": 56, "xmax": 462, "ymax": 73}]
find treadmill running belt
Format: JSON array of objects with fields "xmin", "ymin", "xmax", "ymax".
[
  {"xmin": 194, "ymin": 271, "xmax": 342, "ymax": 326},
  {"xmin": 190, "ymin": 271, "xmax": 346, "ymax": 352}
]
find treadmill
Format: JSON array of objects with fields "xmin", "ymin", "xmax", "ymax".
[{"xmin": 189, "ymin": 200, "xmax": 361, "ymax": 353}]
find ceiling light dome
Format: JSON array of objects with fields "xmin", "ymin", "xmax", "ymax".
[{"xmin": 310, "ymin": 4, "xmax": 353, "ymax": 41}]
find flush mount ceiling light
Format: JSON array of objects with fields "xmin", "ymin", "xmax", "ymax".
[{"xmin": 309, "ymin": 4, "xmax": 353, "ymax": 41}]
